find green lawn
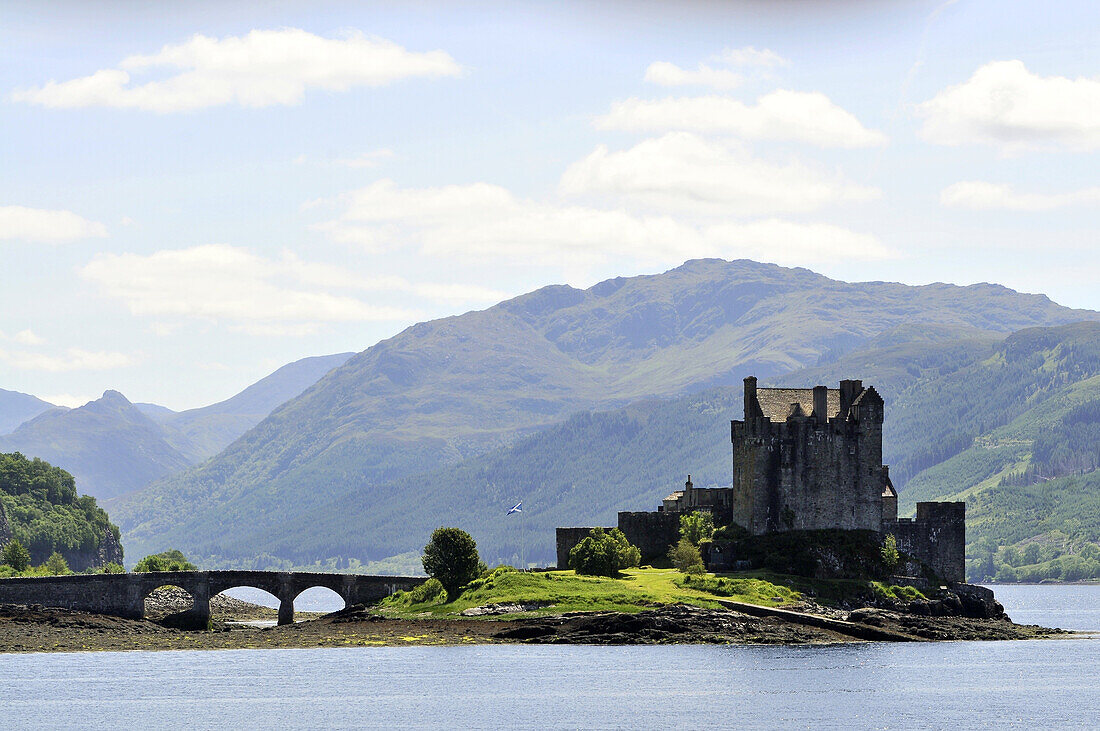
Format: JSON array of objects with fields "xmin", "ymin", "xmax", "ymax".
[{"xmin": 376, "ymin": 567, "xmax": 804, "ymax": 618}]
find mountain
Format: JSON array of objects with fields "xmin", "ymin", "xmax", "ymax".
[
  {"xmin": 113, "ymin": 258, "xmax": 1098, "ymax": 566},
  {"xmin": 0, "ymin": 352, "xmax": 354, "ymax": 502},
  {"xmin": 0, "ymin": 388, "xmax": 58, "ymax": 436},
  {"xmin": 150, "ymin": 352, "xmax": 355, "ymax": 461},
  {"xmin": 0, "ymin": 391, "xmax": 194, "ymax": 501}
]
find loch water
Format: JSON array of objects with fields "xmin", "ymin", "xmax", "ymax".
[{"xmin": 2, "ymin": 585, "xmax": 1098, "ymax": 730}]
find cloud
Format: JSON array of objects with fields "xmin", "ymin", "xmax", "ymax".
[
  {"xmin": 918, "ymin": 60, "xmax": 1100, "ymax": 151},
  {"xmin": 38, "ymin": 394, "xmax": 88, "ymax": 409},
  {"xmin": 295, "ymin": 148, "xmax": 396, "ymax": 169},
  {"xmin": 559, "ymin": 132, "xmax": 879, "ymax": 215},
  {"xmin": 317, "ymin": 179, "xmax": 893, "ymax": 268},
  {"xmin": 12, "ymin": 330, "xmax": 45, "ymax": 346},
  {"xmin": 0, "ymin": 205, "xmax": 107, "ymax": 242},
  {"xmin": 596, "ymin": 90, "xmax": 887, "ymax": 147},
  {"xmin": 644, "ymin": 62, "xmax": 743, "ymax": 90},
  {"xmin": 642, "ymin": 47, "xmax": 788, "ymax": 91},
  {"xmin": 714, "ymin": 47, "xmax": 788, "ymax": 68},
  {"xmin": 80, "ymin": 244, "xmax": 505, "ymax": 334},
  {"xmin": 0, "ymin": 347, "xmax": 135, "ymax": 372},
  {"xmin": 12, "ymin": 29, "xmax": 461, "ymax": 112},
  {"xmin": 941, "ymin": 181, "xmax": 1100, "ymax": 211}
]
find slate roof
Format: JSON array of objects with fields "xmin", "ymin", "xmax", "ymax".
[{"xmin": 755, "ymin": 388, "xmax": 841, "ymax": 421}]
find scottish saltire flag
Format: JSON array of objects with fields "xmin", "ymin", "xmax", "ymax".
[{"xmin": 507, "ymin": 502, "xmax": 523, "ymax": 515}]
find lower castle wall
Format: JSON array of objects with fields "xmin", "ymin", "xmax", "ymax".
[
  {"xmin": 555, "ymin": 527, "xmax": 611, "ymax": 570},
  {"xmin": 887, "ymin": 502, "xmax": 965, "ymax": 583},
  {"xmin": 618, "ymin": 511, "xmax": 681, "ymax": 564}
]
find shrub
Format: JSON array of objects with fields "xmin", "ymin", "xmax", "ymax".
[
  {"xmin": 880, "ymin": 534, "xmax": 899, "ymax": 571},
  {"xmin": 44, "ymin": 551, "xmax": 70, "ymax": 575},
  {"xmin": 405, "ymin": 578, "xmax": 448, "ymax": 605},
  {"xmin": 98, "ymin": 562, "xmax": 125, "ymax": 574},
  {"xmin": 2, "ymin": 539, "xmax": 30, "ymax": 572},
  {"xmin": 422, "ymin": 527, "xmax": 482, "ymax": 597},
  {"xmin": 668, "ymin": 538, "xmax": 705, "ymax": 574},
  {"xmin": 569, "ymin": 527, "xmax": 641, "ymax": 577},
  {"xmin": 680, "ymin": 511, "xmax": 715, "ymax": 546},
  {"xmin": 134, "ymin": 549, "xmax": 197, "ymax": 573}
]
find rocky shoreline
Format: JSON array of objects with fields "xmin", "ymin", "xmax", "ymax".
[{"xmin": 0, "ymin": 598, "xmax": 1066, "ymax": 653}]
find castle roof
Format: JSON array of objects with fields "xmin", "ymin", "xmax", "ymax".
[{"xmin": 755, "ymin": 388, "xmax": 841, "ymax": 421}]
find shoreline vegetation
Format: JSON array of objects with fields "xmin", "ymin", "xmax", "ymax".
[{"xmin": 0, "ymin": 568, "xmax": 1065, "ymax": 653}]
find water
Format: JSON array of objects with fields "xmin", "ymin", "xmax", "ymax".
[{"xmin": 1, "ymin": 586, "xmax": 1097, "ymax": 729}]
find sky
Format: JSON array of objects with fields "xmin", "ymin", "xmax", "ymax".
[{"xmin": 1, "ymin": 0, "xmax": 1098, "ymax": 410}]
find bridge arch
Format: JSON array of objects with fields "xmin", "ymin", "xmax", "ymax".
[{"xmin": 293, "ymin": 585, "xmax": 347, "ymax": 616}]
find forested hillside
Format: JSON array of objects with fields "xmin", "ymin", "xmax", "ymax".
[
  {"xmin": 113, "ymin": 260, "xmax": 1100, "ymax": 569},
  {"xmin": 0, "ymin": 452, "xmax": 122, "ymax": 570}
]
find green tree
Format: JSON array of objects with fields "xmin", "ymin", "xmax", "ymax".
[
  {"xmin": 668, "ymin": 538, "xmax": 704, "ymax": 574},
  {"xmin": 421, "ymin": 527, "xmax": 481, "ymax": 597},
  {"xmin": 679, "ymin": 511, "xmax": 715, "ymax": 546},
  {"xmin": 134, "ymin": 549, "xmax": 197, "ymax": 572},
  {"xmin": 2, "ymin": 539, "xmax": 30, "ymax": 572},
  {"xmin": 44, "ymin": 551, "xmax": 70, "ymax": 575},
  {"xmin": 569, "ymin": 527, "xmax": 641, "ymax": 577},
  {"xmin": 880, "ymin": 534, "xmax": 899, "ymax": 571},
  {"xmin": 97, "ymin": 562, "xmax": 125, "ymax": 574},
  {"xmin": 1022, "ymin": 543, "xmax": 1041, "ymax": 565}
]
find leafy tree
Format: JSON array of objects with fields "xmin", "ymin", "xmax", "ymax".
[
  {"xmin": 1022, "ymin": 543, "xmax": 1041, "ymax": 565},
  {"xmin": 134, "ymin": 549, "xmax": 197, "ymax": 573},
  {"xmin": 680, "ymin": 511, "xmax": 715, "ymax": 546},
  {"xmin": 421, "ymin": 527, "xmax": 481, "ymax": 597},
  {"xmin": 668, "ymin": 538, "xmax": 704, "ymax": 574},
  {"xmin": 880, "ymin": 534, "xmax": 899, "ymax": 571},
  {"xmin": 2, "ymin": 539, "xmax": 30, "ymax": 572},
  {"xmin": 97, "ymin": 562, "xmax": 125, "ymax": 574},
  {"xmin": 569, "ymin": 527, "xmax": 641, "ymax": 577},
  {"xmin": 44, "ymin": 551, "xmax": 70, "ymax": 575}
]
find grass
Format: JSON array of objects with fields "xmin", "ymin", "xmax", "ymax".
[{"xmin": 376, "ymin": 567, "xmax": 806, "ymax": 618}]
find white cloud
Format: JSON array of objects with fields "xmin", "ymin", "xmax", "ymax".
[
  {"xmin": 317, "ymin": 179, "xmax": 892, "ymax": 268},
  {"xmin": 80, "ymin": 244, "xmax": 506, "ymax": 334},
  {"xmin": 12, "ymin": 29, "xmax": 461, "ymax": 112},
  {"xmin": 918, "ymin": 60, "xmax": 1100, "ymax": 151},
  {"xmin": 0, "ymin": 347, "xmax": 135, "ymax": 372},
  {"xmin": 596, "ymin": 90, "xmax": 887, "ymax": 147},
  {"xmin": 560, "ymin": 132, "xmax": 879, "ymax": 215},
  {"xmin": 0, "ymin": 205, "xmax": 107, "ymax": 242},
  {"xmin": 715, "ymin": 47, "xmax": 789, "ymax": 68},
  {"xmin": 644, "ymin": 62, "xmax": 743, "ymax": 90},
  {"xmin": 12, "ymin": 330, "xmax": 45, "ymax": 346},
  {"xmin": 39, "ymin": 394, "xmax": 87, "ymax": 409},
  {"xmin": 941, "ymin": 181, "xmax": 1100, "ymax": 211}
]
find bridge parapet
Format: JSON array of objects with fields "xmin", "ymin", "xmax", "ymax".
[{"xmin": 0, "ymin": 571, "xmax": 424, "ymax": 627}]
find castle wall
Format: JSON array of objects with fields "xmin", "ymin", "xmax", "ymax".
[
  {"xmin": 888, "ymin": 502, "xmax": 965, "ymax": 583},
  {"xmin": 555, "ymin": 527, "xmax": 611, "ymax": 570},
  {"xmin": 617, "ymin": 511, "xmax": 681, "ymax": 563}
]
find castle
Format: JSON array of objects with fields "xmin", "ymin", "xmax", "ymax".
[{"xmin": 557, "ymin": 376, "xmax": 966, "ymax": 583}]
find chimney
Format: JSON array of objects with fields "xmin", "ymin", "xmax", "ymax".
[
  {"xmin": 744, "ymin": 376, "xmax": 760, "ymax": 421},
  {"xmin": 839, "ymin": 379, "xmax": 862, "ymax": 418},
  {"xmin": 812, "ymin": 385, "xmax": 828, "ymax": 425}
]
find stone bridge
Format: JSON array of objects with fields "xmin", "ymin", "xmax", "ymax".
[{"xmin": 0, "ymin": 571, "xmax": 424, "ymax": 628}]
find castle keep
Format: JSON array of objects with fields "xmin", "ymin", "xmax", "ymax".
[
  {"xmin": 734, "ymin": 376, "xmax": 888, "ymax": 534},
  {"xmin": 557, "ymin": 376, "xmax": 966, "ymax": 583}
]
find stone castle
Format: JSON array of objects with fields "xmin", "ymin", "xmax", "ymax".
[{"xmin": 557, "ymin": 376, "xmax": 966, "ymax": 583}]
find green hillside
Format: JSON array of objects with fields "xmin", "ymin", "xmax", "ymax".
[
  {"xmin": 114, "ymin": 257, "xmax": 1099, "ymax": 568},
  {"xmin": 0, "ymin": 452, "xmax": 122, "ymax": 570}
]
